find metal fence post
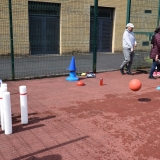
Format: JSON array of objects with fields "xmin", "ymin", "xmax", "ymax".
[
  {"xmin": 126, "ymin": 0, "xmax": 131, "ymax": 23},
  {"xmin": 8, "ymin": 0, "xmax": 15, "ymax": 80},
  {"xmin": 93, "ymin": 0, "xmax": 98, "ymax": 73},
  {"xmin": 157, "ymin": 0, "xmax": 160, "ymax": 26}
]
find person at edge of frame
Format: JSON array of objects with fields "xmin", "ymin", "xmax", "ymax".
[
  {"xmin": 150, "ymin": 27, "xmax": 160, "ymax": 78},
  {"xmin": 149, "ymin": 26, "xmax": 160, "ymax": 79},
  {"xmin": 119, "ymin": 23, "xmax": 137, "ymax": 75}
]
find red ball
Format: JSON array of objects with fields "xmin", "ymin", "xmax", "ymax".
[
  {"xmin": 76, "ymin": 81, "xmax": 84, "ymax": 86},
  {"xmin": 129, "ymin": 79, "xmax": 142, "ymax": 91}
]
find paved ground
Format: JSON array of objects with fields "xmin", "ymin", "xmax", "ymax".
[{"xmin": 1, "ymin": 70, "xmax": 160, "ymax": 160}]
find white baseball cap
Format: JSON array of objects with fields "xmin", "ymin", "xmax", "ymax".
[{"xmin": 126, "ymin": 23, "xmax": 134, "ymax": 28}]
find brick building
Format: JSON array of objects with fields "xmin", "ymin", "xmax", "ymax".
[{"xmin": 0, "ymin": 0, "xmax": 158, "ymax": 56}]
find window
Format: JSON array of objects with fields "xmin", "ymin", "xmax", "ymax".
[
  {"xmin": 144, "ymin": 10, "xmax": 152, "ymax": 14},
  {"xmin": 142, "ymin": 41, "xmax": 149, "ymax": 46},
  {"xmin": 90, "ymin": 6, "xmax": 114, "ymax": 18},
  {"xmin": 28, "ymin": 1, "xmax": 60, "ymax": 15}
]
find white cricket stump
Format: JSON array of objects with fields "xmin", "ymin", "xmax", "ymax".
[
  {"xmin": 19, "ymin": 86, "xmax": 28, "ymax": 124},
  {"xmin": 0, "ymin": 79, "xmax": 2, "ymax": 87},
  {"xmin": 0, "ymin": 87, "xmax": 7, "ymax": 130},
  {"xmin": 3, "ymin": 92, "xmax": 12, "ymax": 135},
  {"xmin": 1, "ymin": 83, "xmax": 7, "ymax": 89}
]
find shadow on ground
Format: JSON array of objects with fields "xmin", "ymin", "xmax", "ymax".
[{"xmin": 26, "ymin": 154, "xmax": 62, "ymax": 160}]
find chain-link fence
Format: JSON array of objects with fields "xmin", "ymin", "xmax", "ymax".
[
  {"xmin": 128, "ymin": 0, "xmax": 159, "ymax": 70},
  {"xmin": 0, "ymin": 0, "xmax": 159, "ymax": 80},
  {"xmin": 1, "ymin": 0, "xmax": 97, "ymax": 80}
]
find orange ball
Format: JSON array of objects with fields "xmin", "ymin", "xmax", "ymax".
[{"xmin": 129, "ymin": 79, "xmax": 142, "ymax": 91}]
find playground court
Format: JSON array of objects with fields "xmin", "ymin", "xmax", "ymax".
[{"xmin": 1, "ymin": 70, "xmax": 160, "ymax": 160}]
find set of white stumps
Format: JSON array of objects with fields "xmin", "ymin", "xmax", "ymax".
[{"xmin": 0, "ymin": 82, "xmax": 28, "ymax": 135}]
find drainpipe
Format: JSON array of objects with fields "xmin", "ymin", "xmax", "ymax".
[
  {"xmin": 8, "ymin": 0, "xmax": 15, "ymax": 80},
  {"xmin": 93, "ymin": 0, "xmax": 98, "ymax": 73}
]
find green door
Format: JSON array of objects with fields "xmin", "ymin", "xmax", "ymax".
[
  {"xmin": 28, "ymin": 1, "xmax": 60, "ymax": 55},
  {"xmin": 29, "ymin": 15, "xmax": 59, "ymax": 55}
]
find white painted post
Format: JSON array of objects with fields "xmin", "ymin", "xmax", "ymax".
[
  {"xmin": 0, "ymin": 79, "xmax": 2, "ymax": 87},
  {"xmin": 19, "ymin": 86, "xmax": 28, "ymax": 124},
  {"xmin": 1, "ymin": 83, "xmax": 7, "ymax": 89},
  {"xmin": 1, "ymin": 83, "xmax": 7, "ymax": 87},
  {"xmin": 3, "ymin": 92, "xmax": 12, "ymax": 134},
  {"xmin": 0, "ymin": 87, "xmax": 7, "ymax": 130}
]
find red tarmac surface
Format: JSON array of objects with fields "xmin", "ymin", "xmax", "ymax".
[{"xmin": 1, "ymin": 70, "xmax": 160, "ymax": 160}]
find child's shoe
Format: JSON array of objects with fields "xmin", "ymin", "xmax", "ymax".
[
  {"xmin": 157, "ymin": 72, "xmax": 160, "ymax": 77},
  {"xmin": 153, "ymin": 72, "xmax": 157, "ymax": 77}
]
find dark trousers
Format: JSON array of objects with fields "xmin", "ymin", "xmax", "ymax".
[
  {"xmin": 149, "ymin": 59, "xmax": 159, "ymax": 76},
  {"xmin": 157, "ymin": 63, "xmax": 160, "ymax": 72}
]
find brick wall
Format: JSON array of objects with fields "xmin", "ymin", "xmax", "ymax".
[
  {"xmin": 0, "ymin": 1, "xmax": 10, "ymax": 55},
  {"xmin": 0, "ymin": 0, "xmax": 127, "ymax": 55},
  {"xmin": 130, "ymin": 0, "xmax": 159, "ymax": 52}
]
